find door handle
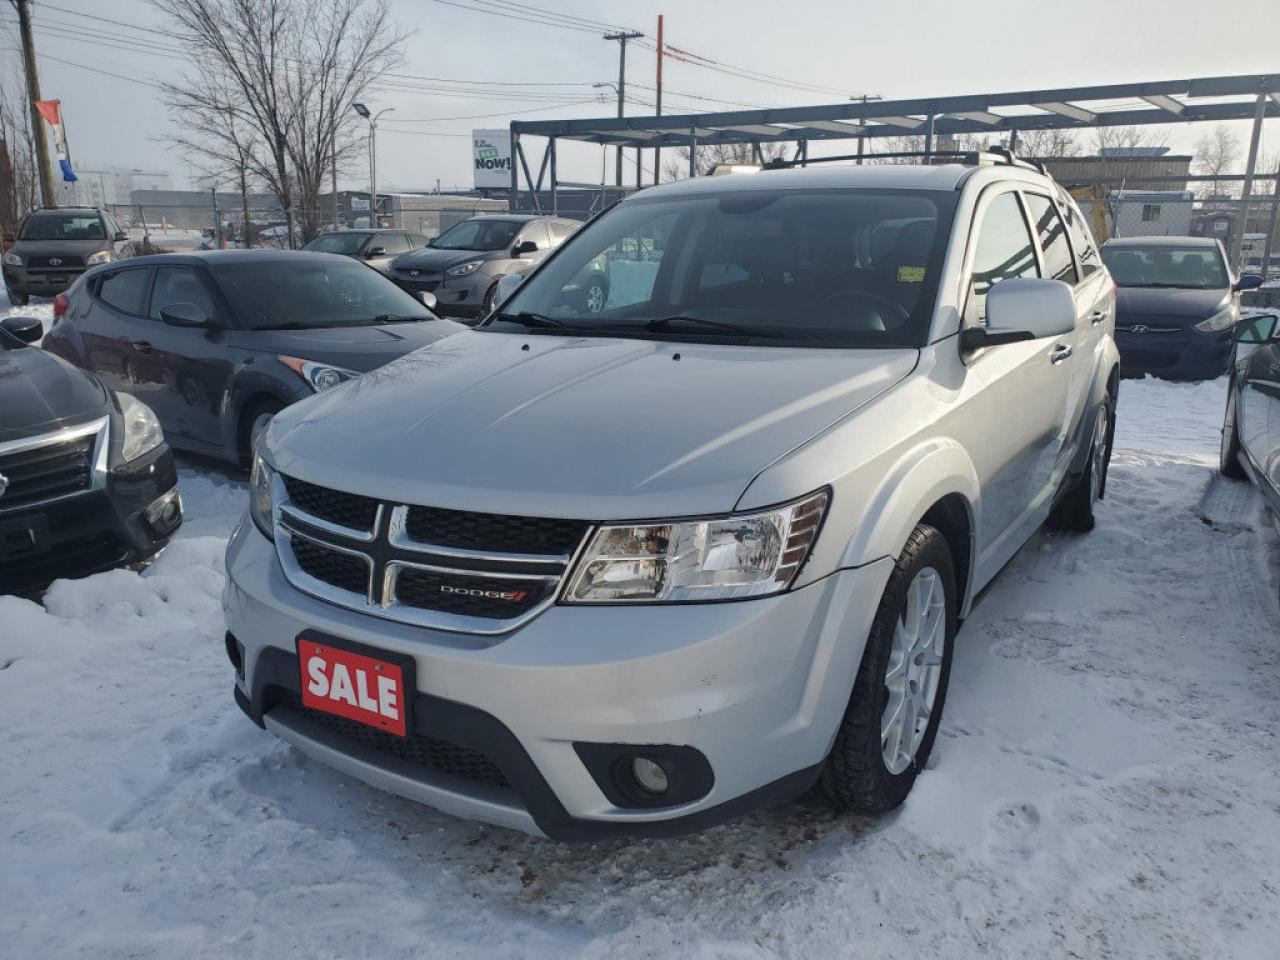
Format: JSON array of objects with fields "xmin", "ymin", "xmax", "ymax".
[
  {"xmin": 130, "ymin": 340, "xmax": 152, "ymax": 354},
  {"xmin": 1090, "ymin": 309, "xmax": 1107, "ymax": 324},
  {"xmin": 1050, "ymin": 344, "xmax": 1073, "ymax": 364}
]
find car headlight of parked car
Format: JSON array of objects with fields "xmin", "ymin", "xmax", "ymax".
[
  {"xmin": 249, "ymin": 450, "xmax": 276, "ymax": 540},
  {"xmin": 117, "ymin": 392, "xmax": 164, "ymax": 462},
  {"xmin": 445, "ymin": 259, "xmax": 484, "ymax": 278},
  {"xmin": 85, "ymin": 250, "xmax": 114, "ymax": 265},
  {"xmin": 279, "ymin": 355, "xmax": 359, "ymax": 392},
  {"xmin": 2, "ymin": 251, "xmax": 21, "ymax": 265},
  {"xmin": 565, "ymin": 490, "xmax": 829, "ymax": 603},
  {"xmin": 1193, "ymin": 308, "xmax": 1235, "ymax": 333}
]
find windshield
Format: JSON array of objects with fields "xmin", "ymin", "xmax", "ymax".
[
  {"xmin": 489, "ymin": 188, "xmax": 957, "ymax": 347},
  {"xmin": 303, "ymin": 233, "xmax": 372, "ymax": 255},
  {"xmin": 21, "ymin": 214, "xmax": 105, "ymax": 241},
  {"xmin": 211, "ymin": 259, "xmax": 434, "ymax": 330},
  {"xmin": 432, "ymin": 219, "xmax": 521, "ymax": 251},
  {"xmin": 1101, "ymin": 245, "xmax": 1229, "ymax": 289}
]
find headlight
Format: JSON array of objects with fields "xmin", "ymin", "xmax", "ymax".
[
  {"xmin": 2, "ymin": 251, "xmax": 21, "ymax": 265},
  {"xmin": 85, "ymin": 250, "xmax": 114, "ymax": 265},
  {"xmin": 446, "ymin": 259, "xmax": 484, "ymax": 278},
  {"xmin": 1194, "ymin": 307, "xmax": 1234, "ymax": 333},
  {"xmin": 565, "ymin": 490, "xmax": 829, "ymax": 603},
  {"xmin": 117, "ymin": 392, "xmax": 164, "ymax": 462},
  {"xmin": 249, "ymin": 451, "xmax": 275, "ymax": 540},
  {"xmin": 279, "ymin": 355, "xmax": 358, "ymax": 392}
]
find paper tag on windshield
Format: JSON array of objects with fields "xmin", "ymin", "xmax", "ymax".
[{"xmin": 897, "ymin": 266, "xmax": 925, "ymax": 283}]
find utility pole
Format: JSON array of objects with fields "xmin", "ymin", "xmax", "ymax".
[
  {"xmin": 330, "ymin": 98, "xmax": 339, "ymax": 232},
  {"xmin": 14, "ymin": 0, "xmax": 55, "ymax": 208},
  {"xmin": 603, "ymin": 30, "xmax": 643, "ymax": 188},
  {"xmin": 653, "ymin": 15, "xmax": 663, "ymax": 186},
  {"xmin": 1231, "ymin": 92, "xmax": 1267, "ymax": 271}
]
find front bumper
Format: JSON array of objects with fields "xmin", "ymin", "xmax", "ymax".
[
  {"xmin": 3, "ymin": 265, "xmax": 86, "ymax": 296},
  {"xmin": 1115, "ymin": 324, "xmax": 1233, "ymax": 380},
  {"xmin": 391, "ymin": 272, "xmax": 488, "ymax": 319},
  {"xmin": 0, "ymin": 446, "xmax": 182, "ymax": 594},
  {"xmin": 223, "ymin": 519, "xmax": 893, "ymax": 839}
]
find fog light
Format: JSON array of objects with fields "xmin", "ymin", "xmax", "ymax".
[
  {"xmin": 631, "ymin": 756, "xmax": 669, "ymax": 795},
  {"xmin": 145, "ymin": 487, "xmax": 182, "ymax": 533}
]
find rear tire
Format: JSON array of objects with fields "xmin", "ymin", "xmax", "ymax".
[
  {"xmin": 818, "ymin": 524, "xmax": 956, "ymax": 815},
  {"xmin": 1219, "ymin": 383, "xmax": 1247, "ymax": 479},
  {"xmin": 1049, "ymin": 393, "xmax": 1112, "ymax": 532}
]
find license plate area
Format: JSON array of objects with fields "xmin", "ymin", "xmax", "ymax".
[
  {"xmin": 295, "ymin": 632, "xmax": 415, "ymax": 738},
  {"xmin": 0, "ymin": 513, "xmax": 50, "ymax": 560}
]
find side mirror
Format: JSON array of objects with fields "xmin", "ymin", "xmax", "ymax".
[
  {"xmin": 962, "ymin": 278, "xmax": 1077, "ymax": 351},
  {"xmin": 159, "ymin": 302, "xmax": 211, "ymax": 328},
  {"xmin": 494, "ymin": 273, "xmax": 525, "ymax": 310},
  {"xmin": 1235, "ymin": 273, "xmax": 1265, "ymax": 291},
  {"xmin": 365, "ymin": 246, "xmax": 386, "ymax": 258},
  {"xmin": 1236, "ymin": 313, "xmax": 1279, "ymax": 344},
  {"xmin": 113, "ymin": 231, "xmax": 129, "ymax": 243},
  {"xmin": 514, "ymin": 240, "xmax": 538, "ymax": 257},
  {"xmin": 0, "ymin": 314, "xmax": 43, "ymax": 346},
  {"xmin": 415, "ymin": 290, "xmax": 438, "ymax": 311}
]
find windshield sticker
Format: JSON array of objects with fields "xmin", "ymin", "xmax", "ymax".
[{"xmin": 898, "ymin": 266, "xmax": 925, "ymax": 283}]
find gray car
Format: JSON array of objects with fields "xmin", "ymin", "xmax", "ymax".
[
  {"xmin": 301, "ymin": 228, "xmax": 429, "ymax": 275},
  {"xmin": 42, "ymin": 250, "xmax": 462, "ymax": 466},
  {"xmin": 387, "ymin": 214, "xmax": 578, "ymax": 320},
  {"xmin": 3, "ymin": 207, "xmax": 134, "ymax": 304},
  {"xmin": 1221, "ymin": 309, "xmax": 1280, "ymax": 517}
]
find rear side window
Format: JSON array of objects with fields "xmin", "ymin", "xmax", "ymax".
[
  {"xmin": 151, "ymin": 266, "xmax": 218, "ymax": 323},
  {"xmin": 375, "ymin": 233, "xmax": 412, "ymax": 256},
  {"xmin": 969, "ymin": 192, "xmax": 1039, "ymax": 323},
  {"xmin": 1060, "ymin": 199, "xmax": 1102, "ymax": 279},
  {"xmin": 97, "ymin": 268, "xmax": 150, "ymax": 316},
  {"xmin": 1023, "ymin": 194, "xmax": 1077, "ymax": 284}
]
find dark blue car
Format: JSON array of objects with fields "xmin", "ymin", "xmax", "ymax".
[{"xmin": 1100, "ymin": 236, "xmax": 1264, "ymax": 380}]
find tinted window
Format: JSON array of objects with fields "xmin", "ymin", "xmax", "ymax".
[
  {"xmin": 432, "ymin": 219, "xmax": 521, "ymax": 251},
  {"xmin": 1099, "ymin": 245, "xmax": 1229, "ymax": 289},
  {"xmin": 21, "ymin": 214, "xmax": 106, "ymax": 241},
  {"xmin": 303, "ymin": 232, "xmax": 372, "ymax": 255},
  {"xmin": 549, "ymin": 220, "xmax": 575, "ymax": 243},
  {"xmin": 970, "ymin": 192, "xmax": 1039, "ymax": 323},
  {"xmin": 1059, "ymin": 198, "xmax": 1102, "ymax": 279},
  {"xmin": 97, "ymin": 268, "xmax": 150, "ymax": 315},
  {"xmin": 496, "ymin": 189, "xmax": 959, "ymax": 348},
  {"xmin": 376, "ymin": 233, "xmax": 412, "ymax": 256},
  {"xmin": 519, "ymin": 221, "xmax": 552, "ymax": 250},
  {"xmin": 150, "ymin": 266, "xmax": 218, "ymax": 323},
  {"xmin": 1023, "ymin": 194, "xmax": 1077, "ymax": 284},
  {"xmin": 209, "ymin": 258, "xmax": 434, "ymax": 330},
  {"xmin": 408, "ymin": 234, "xmax": 429, "ymax": 248}
]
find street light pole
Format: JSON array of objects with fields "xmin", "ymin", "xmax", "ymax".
[
  {"xmin": 15, "ymin": 0, "xmax": 55, "ymax": 208},
  {"xmin": 353, "ymin": 103, "xmax": 393, "ymax": 227}
]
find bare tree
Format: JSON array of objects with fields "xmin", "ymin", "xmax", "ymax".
[
  {"xmin": 1092, "ymin": 125, "xmax": 1157, "ymax": 154},
  {"xmin": 0, "ymin": 64, "xmax": 39, "ymax": 233},
  {"xmin": 1017, "ymin": 128, "xmax": 1082, "ymax": 159},
  {"xmin": 1193, "ymin": 124, "xmax": 1241, "ymax": 198},
  {"xmin": 154, "ymin": 0, "xmax": 406, "ymax": 243}
]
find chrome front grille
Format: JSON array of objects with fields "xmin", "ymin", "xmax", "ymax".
[
  {"xmin": 0, "ymin": 417, "xmax": 109, "ymax": 514},
  {"xmin": 273, "ymin": 474, "xmax": 591, "ymax": 634}
]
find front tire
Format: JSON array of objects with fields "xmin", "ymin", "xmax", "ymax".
[
  {"xmin": 480, "ymin": 282, "xmax": 500, "ymax": 318},
  {"xmin": 6, "ymin": 288, "xmax": 29, "ymax": 306},
  {"xmin": 819, "ymin": 524, "xmax": 956, "ymax": 814},
  {"xmin": 1219, "ymin": 383, "xmax": 1246, "ymax": 479},
  {"xmin": 1049, "ymin": 392, "xmax": 1112, "ymax": 532}
]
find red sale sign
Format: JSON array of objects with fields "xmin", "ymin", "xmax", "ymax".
[{"xmin": 297, "ymin": 638, "xmax": 408, "ymax": 737}]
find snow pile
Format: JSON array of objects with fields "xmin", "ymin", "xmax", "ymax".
[{"xmin": 2, "ymin": 366, "xmax": 1279, "ymax": 957}]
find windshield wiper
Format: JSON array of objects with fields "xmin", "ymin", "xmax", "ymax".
[
  {"xmin": 370, "ymin": 313, "xmax": 428, "ymax": 323},
  {"xmin": 255, "ymin": 321, "xmax": 312, "ymax": 330},
  {"xmin": 490, "ymin": 311, "xmax": 572, "ymax": 330},
  {"xmin": 641, "ymin": 314, "xmax": 808, "ymax": 340}
]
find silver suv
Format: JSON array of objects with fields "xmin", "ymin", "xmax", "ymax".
[{"xmin": 224, "ymin": 155, "xmax": 1118, "ymax": 840}]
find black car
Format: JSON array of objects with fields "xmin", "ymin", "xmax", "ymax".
[
  {"xmin": 1221, "ymin": 310, "xmax": 1280, "ymax": 518},
  {"xmin": 0, "ymin": 315, "xmax": 181, "ymax": 595},
  {"xmin": 1100, "ymin": 236, "xmax": 1264, "ymax": 380},
  {"xmin": 301, "ymin": 228, "xmax": 429, "ymax": 275},
  {"xmin": 3, "ymin": 207, "xmax": 135, "ymax": 304},
  {"xmin": 41, "ymin": 250, "xmax": 462, "ymax": 466}
]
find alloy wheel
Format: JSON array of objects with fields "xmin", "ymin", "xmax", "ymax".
[
  {"xmin": 1090, "ymin": 405, "xmax": 1109, "ymax": 503},
  {"xmin": 881, "ymin": 566, "xmax": 946, "ymax": 775}
]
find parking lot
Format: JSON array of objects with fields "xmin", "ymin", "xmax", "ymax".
[{"xmin": 3, "ymin": 278, "xmax": 1278, "ymax": 957}]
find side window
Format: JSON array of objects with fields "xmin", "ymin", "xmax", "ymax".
[
  {"xmin": 549, "ymin": 221, "xmax": 575, "ymax": 245},
  {"xmin": 96, "ymin": 267, "xmax": 151, "ymax": 316},
  {"xmin": 376, "ymin": 233, "xmax": 411, "ymax": 256},
  {"xmin": 409, "ymin": 233, "xmax": 429, "ymax": 248},
  {"xmin": 150, "ymin": 266, "xmax": 218, "ymax": 323},
  {"xmin": 520, "ymin": 221, "xmax": 551, "ymax": 250},
  {"xmin": 1060, "ymin": 198, "xmax": 1102, "ymax": 280},
  {"xmin": 969, "ymin": 191, "xmax": 1039, "ymax": 324},
  {"xmin": 1023, "ymin": 194, "xmax": 1077, "ymax": 284}
]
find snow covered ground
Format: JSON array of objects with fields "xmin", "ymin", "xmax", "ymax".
[{"xmin": 3, "ymin": 291, "xmax": 1279, "ymax": 957}]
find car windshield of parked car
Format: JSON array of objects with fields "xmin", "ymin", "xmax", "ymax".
[
  {"xmin": 489, "ymin": 188, "xmax": 957, "ymax": 347},
  {"xmin": 20, "ymin": 214, "xmax": 105, "ymax": 241},
  {"xmin": 431, "ymin": 219, "xmax": 521, "ymax": 251},
  {"xmin": 210, "ymin": 259, "xmax": 435, "ymax": 329},
  {"xmin": 303, "ymin": 233, "xmax": 372, "ymax": 255},
  {"xmin": 1100, "ymin": 245, "xmax": 1229, "ymax": 289}
]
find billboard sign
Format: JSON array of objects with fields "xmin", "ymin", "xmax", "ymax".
[{"xmin": 473, "ymin": 129, "xmax": 512, "ymax": 189}]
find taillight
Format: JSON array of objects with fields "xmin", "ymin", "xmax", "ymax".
[{"xmin": 53, "ymin": 293, "xmax": 70, "ymax": 319}]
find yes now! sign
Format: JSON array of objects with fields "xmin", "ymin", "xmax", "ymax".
[{"xmin": 472, "ymin": 129, "xmax": 512, "ymax": 189}]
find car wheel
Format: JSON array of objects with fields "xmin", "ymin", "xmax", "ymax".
[
  {"xmin": 6, "ymin": 288, "xmax": 29, "ymax": 306},
  {"xmin": 818, "ymin": 523, "xmax": 956, "ymax": 814},
  {"xmin": 241, "ymin": 399, "xmax": 282, "ymax": 465},
  {"xmin": 584, "ymin": 277, "xmax": 607, "ymax": 314},
  {"xmin": 1219, "ymin": 382, "xmax": 1247, "ymax": 479},
  {"xmin": 1049, "ymin": 392, "xmax": 1112, "ymax": 532},
  {"xmin": 481, "ymin": 282, "xmax": 500, "ymax": 317}
]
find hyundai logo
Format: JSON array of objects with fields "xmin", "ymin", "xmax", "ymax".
[
  {"xmin": 48, "ymin": 257, "xmax": 62, "ymax": 266},
  {"xmin": 410, "ymin": 270, "xmax": 419, "ymax": 277},
  {"xmin": 1128, "ymin": 324, "xmax": 1150, "ymax": 335}
]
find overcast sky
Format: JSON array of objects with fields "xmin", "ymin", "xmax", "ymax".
[{"xmin": 3, "ymin": 0, "xmax": 1277, "ymax": 192}]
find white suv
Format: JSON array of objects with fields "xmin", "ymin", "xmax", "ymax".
[{"xmin": 223, "ymin": 153, "xmax": 1118, "ymax": 840}]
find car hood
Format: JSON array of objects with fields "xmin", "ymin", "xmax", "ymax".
[
  {"xmin": 233, "ymin": 319, "xmax": 464, "ymax": 373},
  {"xmin": 390, "ymin": 247, "xmax": 493, "ymax": 272},
  {"xmin": 266, "ymin": 331, "xmax": 918, "ymax": 519},
  {"xmin": 1114, "ymin": 285, "xmax": 1231, "ymax": 320},
  {"xmin": 0, "ymin": 346, "xmax": 110, "ymax": 442}
]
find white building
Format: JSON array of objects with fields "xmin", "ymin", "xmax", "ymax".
[
  {"xmin": 1110, "ymin": 189, "xmax": 1195, "ymax": 238},
  {"xmin": 57, "ymin": 167, "xmax": 175, "ymax": 208}
]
